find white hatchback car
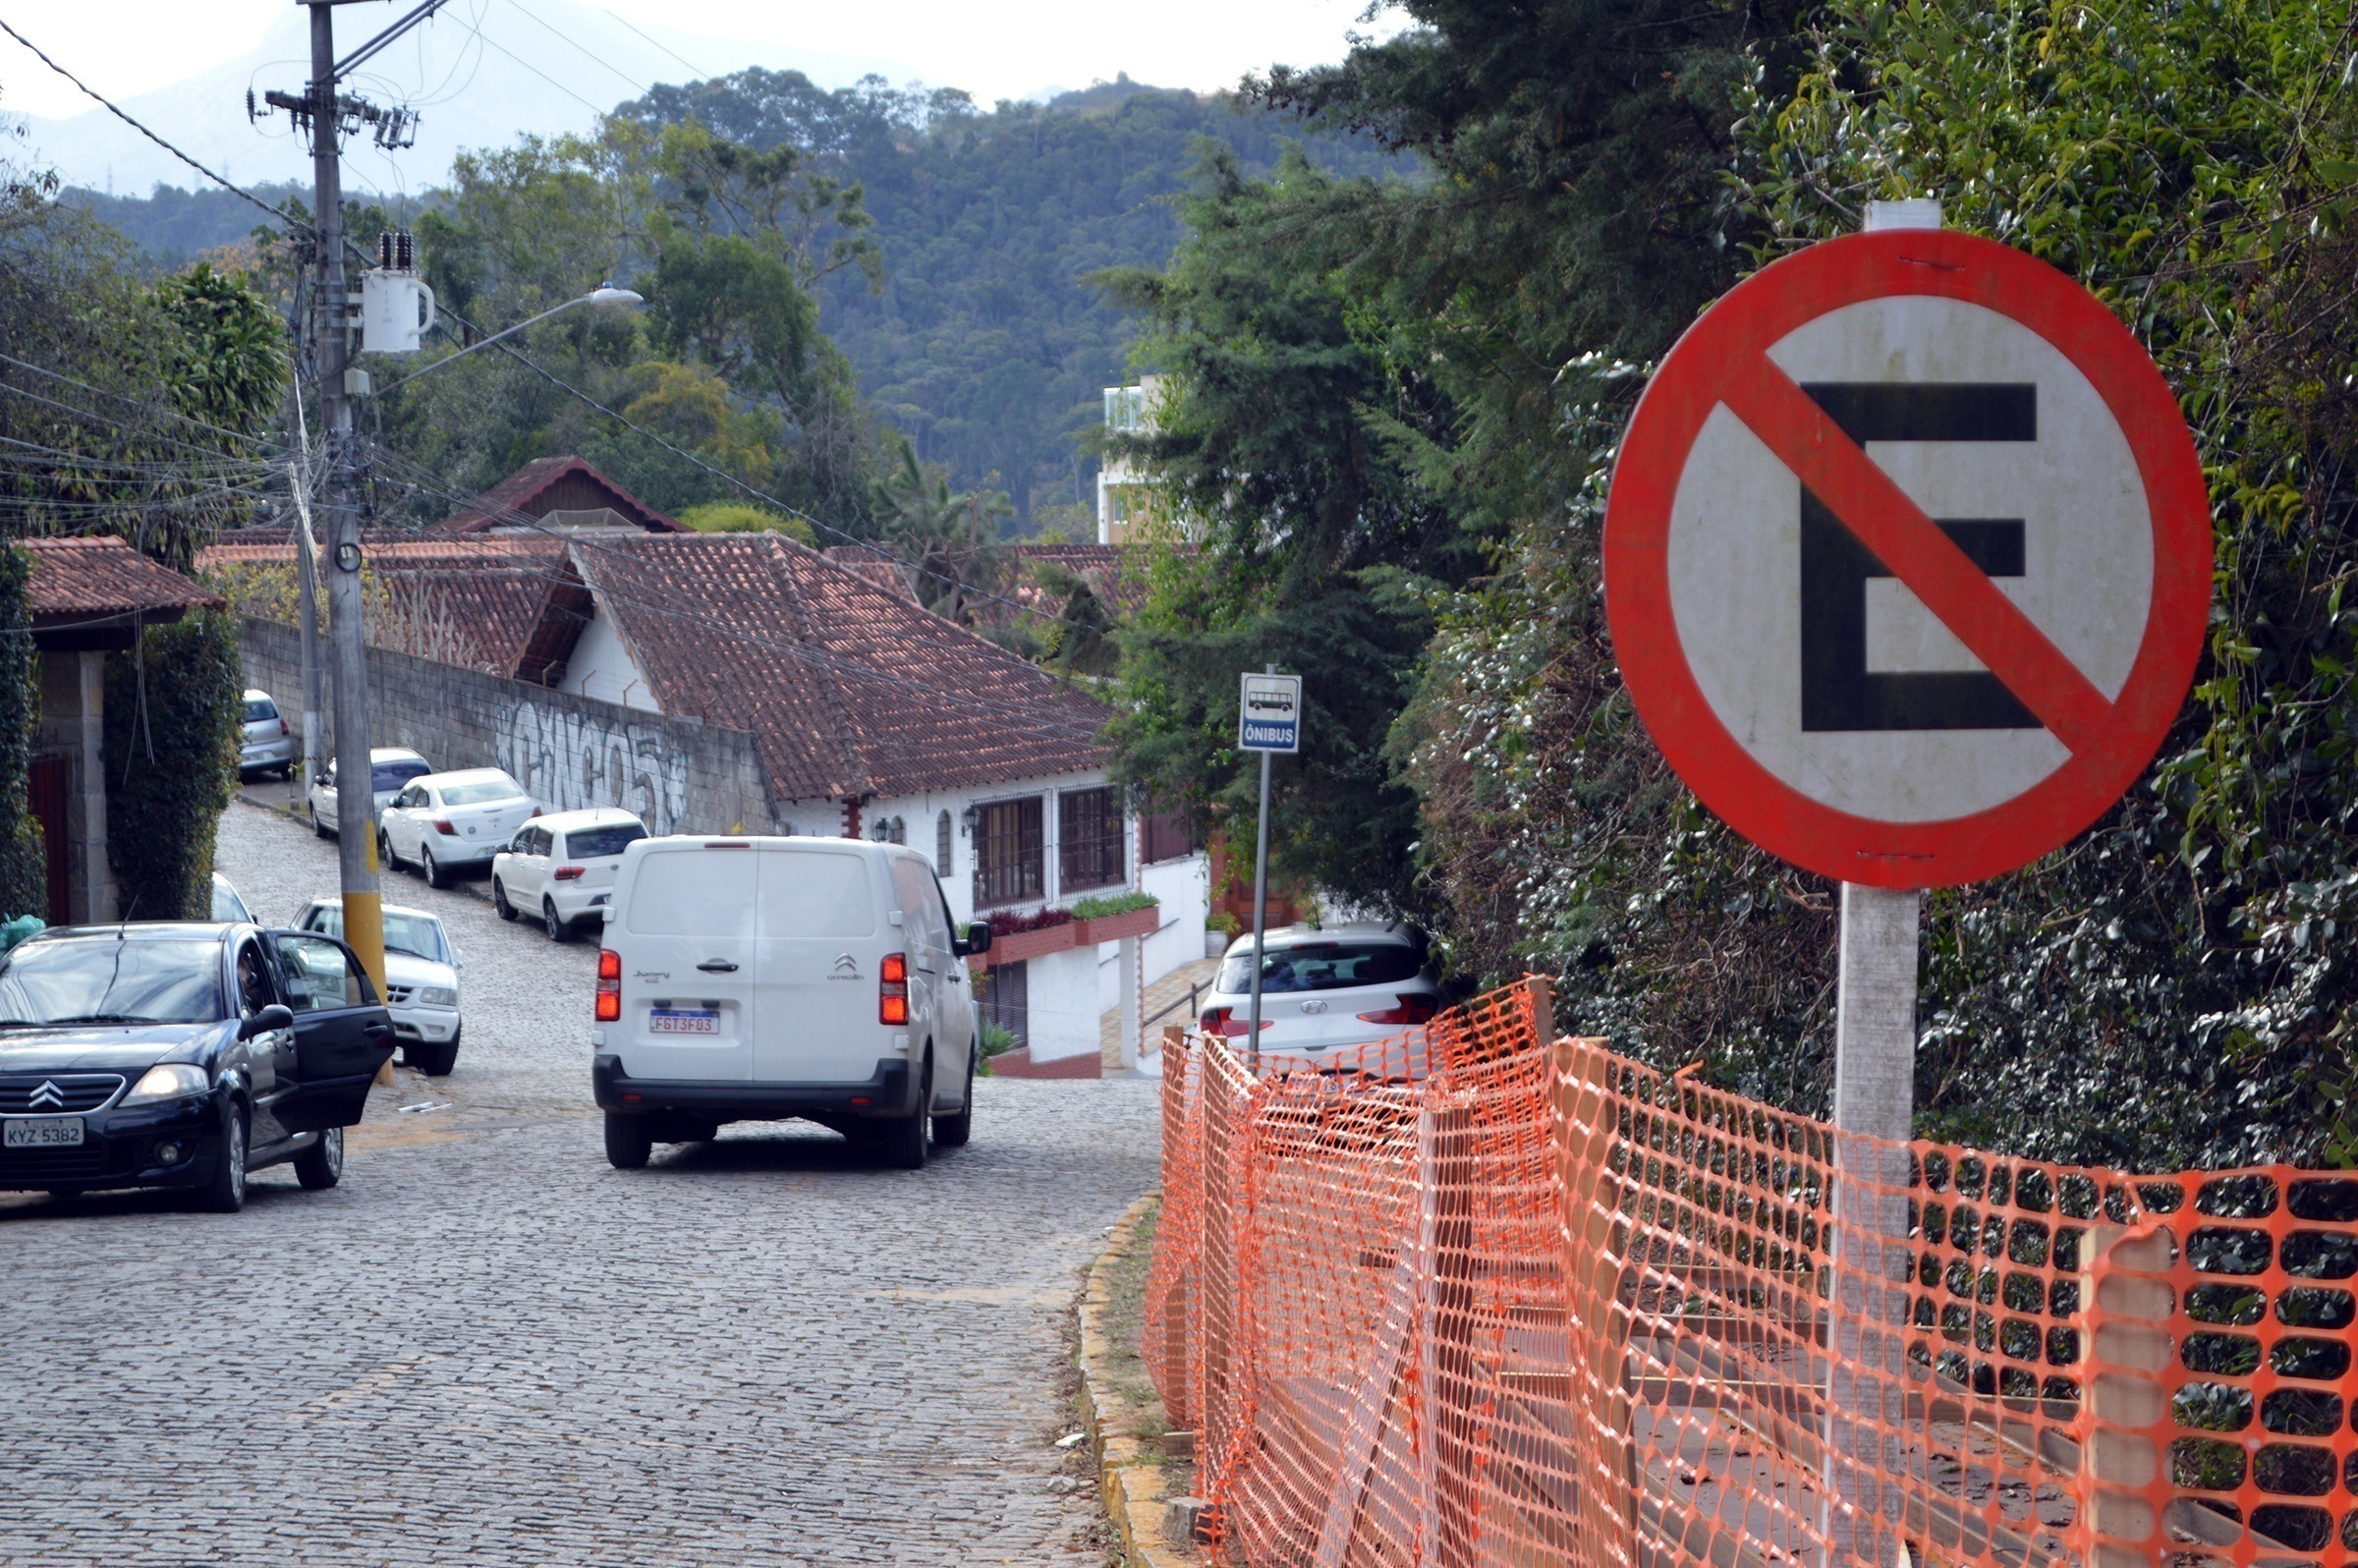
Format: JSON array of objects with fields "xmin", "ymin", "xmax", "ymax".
[
  {"xmin": 378, "ymin": 768, "xmax": 540, "ymax": 888},
  {"xmin": 294, "ymin": 898, "xmax": 465, "ymax": 1076},
  {"xmin": 490, "ymin": 808, "xmax": 648, "ymax": 942},
  {"xmin": 1197, "ymin": 924, "xmax": 1442, "ymax": 1078},
  {"xmin": 309, "ymin": 747, "xmax": 432, "ymax": 838}
]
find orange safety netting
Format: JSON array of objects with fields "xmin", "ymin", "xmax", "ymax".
[{"xmin": 1142, "ymin": 978, "xmax": 2358, "ymax": 1568}]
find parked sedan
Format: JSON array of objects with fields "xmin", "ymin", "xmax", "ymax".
[
  {"xmin": 379, "ymin": 768, "xmax": 539, "ymax": 888},
  {"xmin": 0, "ymin": 922, "xmax": 395, "ymax": 1210},
  {"xmin": 309, "ymin": 747, "xmax": 432, "ymax": 839},
  {"xmin": 239, "ymin": 689, "xmax": 296, "ymax": 779},
  {"xmin": 1197, "ymin": 924, "xmax": 1442, "ymax": 1078},
  {"xmin": 293, "ymin": 899, "xmax": 462, "ymax": 1076},
  {"xmin": 491, "ymin": 807, "xmax": 647, "ymax": 941}
]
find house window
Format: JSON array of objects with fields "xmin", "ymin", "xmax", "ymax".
[
  {"xmin": 935, "ymin": 810, "xmax": 954, "ymax": 876},
  {"xmin": 1141, "ymin": 804, "xmax": 1201, "ymax": 867},
  {"xmin": 977, "ymin": 960, "xmax": 1029, "ymax": 1048},
  {"xmin": 1059, "ymin": 786, "xmax": 1124, "ymax": 893},
  {"xmin": 974, "ymin": 797, "xmax": 1043, "ymax": 908}
]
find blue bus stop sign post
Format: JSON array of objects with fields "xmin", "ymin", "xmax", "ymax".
[{"xmin": 1239, "ymin": 670, "xmax": 1303, "ymax": 1072}]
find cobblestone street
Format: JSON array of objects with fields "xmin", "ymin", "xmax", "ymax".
[{"xmin": 0, "ymin": 800, "xmax": 1160, "ymax": 1566}]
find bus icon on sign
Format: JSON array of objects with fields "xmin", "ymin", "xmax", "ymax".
[{"xmin": 1239, "ymin": 673, "xmax": 1303, "ymax": 754}]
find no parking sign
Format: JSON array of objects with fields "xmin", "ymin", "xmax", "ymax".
[{"xmin": 1603, "ymin": 228, "xmax": 2212, "ymax": 887}]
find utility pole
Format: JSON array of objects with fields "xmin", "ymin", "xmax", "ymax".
[
  {"xmin": 286, "ymin": 377, "xmax": 326, "ymax": 794},
  {"xmin": 306, "ymin": 1, "xmax": 386, "ymax": 996}
]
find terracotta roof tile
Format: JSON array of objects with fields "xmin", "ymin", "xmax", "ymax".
[
  {"xmin": 23, "ymin": 536, "xmax": 220, "ymax": 622},
  {"xmin": 437, "ymin": 456, "xmax": 681, "ymax": 533},
  {"xmin": 570, "ymin": 533, "xmax": 1108, "ymax": 803}
]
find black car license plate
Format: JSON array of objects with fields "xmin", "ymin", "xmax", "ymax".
[{"xmin": 4, "ymin": 1117, "xmax": 84, "ymax": 1148}]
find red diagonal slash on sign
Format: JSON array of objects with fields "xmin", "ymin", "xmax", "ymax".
[{"xmin": 1719, "ymin": 353, "xmax": 2115, "ymax": 755}]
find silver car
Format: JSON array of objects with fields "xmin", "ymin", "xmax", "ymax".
[
  {"xmin": 239, "ymin": 689, "xmax": 296, "ymax": 778},
  {"xmin": 1197, "ymin": 924, "xmax": 1442, "ymax": 1078},
  {"xmin": 308, "ymin": 747, "xmax": 431, "ymax": 839},
  {"xmin": 294, "ymin": 898, "xmax": 464, "ymax": 1076}
]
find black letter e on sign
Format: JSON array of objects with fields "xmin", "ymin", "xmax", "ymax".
[{"xmin": 1797, "ymin": 382, "xmax": 2039, "ymax": 732}]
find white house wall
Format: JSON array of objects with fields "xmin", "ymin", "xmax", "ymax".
[{"xmin": 558, "ymin": 607, "xmax": 661, "ymax": 713}]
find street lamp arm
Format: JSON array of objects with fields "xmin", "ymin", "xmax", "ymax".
[{"xmin": 374, "ymin": 285, "xmax": 643, "ymax": 393}]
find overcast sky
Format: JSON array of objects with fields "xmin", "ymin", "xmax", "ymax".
[{"xmin": 1, "ymin": 0, "xmax": 1397, "ymax": 121}]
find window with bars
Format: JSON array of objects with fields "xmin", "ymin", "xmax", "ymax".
[
  {"xmin": 935, "ymin": 810, "xmax": 954, "ymax": 876},
  {"xmin": 1058, "ymin": 787, "xmax": 1125, "ymax": 893},
  {"xmin": 974, "ymin": 797, "xmax": 1043, "ymax": 908},
  {"xmin": 977, "ymin": 959, "xmax": 1028, "ymax": 1047}
]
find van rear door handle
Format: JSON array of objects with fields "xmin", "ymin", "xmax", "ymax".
[{"xmin": 696, "ymin": 959, "xmax": 740, "ymax": 974}]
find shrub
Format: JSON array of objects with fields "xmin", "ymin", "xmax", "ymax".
[
  {"xmin": 676, "ymin": 501, "xmax": 815, "ymax": 543},
  {"xmin": 1068, "ymin": 890, "xmax": 1158, "ymax": 920},
  {"xmin": 104, "ymin": 609, "xmax": 241, "ymax": 920},
  {"xmin": 0, "ymin": 545, "xmax": 44, "ymax": 920},
  {"xmin": 988, "ymin": 905, "xmax": 1075, "ymax": 936}
]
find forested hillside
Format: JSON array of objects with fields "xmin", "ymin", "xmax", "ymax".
[{"xmin": 67, "ymin": 76, "xmax": 1404, "ymax": 526}]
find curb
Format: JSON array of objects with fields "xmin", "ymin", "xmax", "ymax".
[{"xmin": 1079, "ymin": 1193, "xmax": 1199, "ymax": 1568}]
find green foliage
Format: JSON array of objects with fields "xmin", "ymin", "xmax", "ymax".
[
  {"xmin": 869, "ymin": 443, "xmax": 1009, "ymax": 623},
  {"xmin": 979, "ymin": 1020, "xmax": 1020, "ymax": 1058},
  {"xmin": 1068, "ymin": 890, "xmax": 1159, "ymax": 920},
  {"xmin": 0, "ymin": 545, "xmax": 46, "ymax": 920},
  {"xmin": 619, "ymin": 72, "xmax": 1410, "ymax": 525},
  {"xmin": 103, "ymin": 611, "xmax": 242, "ymax": 922},
  {"xmin": 674, "ymin": 501, "xmax": 814, "ymax": 542}
]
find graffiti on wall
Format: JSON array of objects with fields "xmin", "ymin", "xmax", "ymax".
[{"xmin": 496, "ymin": 700, "xmax": 690, "ymax": 834}]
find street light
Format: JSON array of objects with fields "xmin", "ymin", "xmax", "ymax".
[{"xmin": 374, "ymin": 283, "xmax": 646, "ymax": 392}]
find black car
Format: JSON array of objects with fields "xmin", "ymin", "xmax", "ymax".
[{"xmin": 0, "ymin": 923, "xmax": 396, "ymax": 1211}]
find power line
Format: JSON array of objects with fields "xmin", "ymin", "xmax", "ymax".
[
  {"xmin": 502, "ymin": 0, "xmax": 646, "ymax": 95},
  {"xmin": 0, "ymin": 17, "xmax": 312, "ymax": 235},
  {"xmin": 467, "ymin": 24, "xmax": 609, "ymax": 116},
  {"xmin": 600, "ymin": 7, "xmax": 712, "ymax": 83}
]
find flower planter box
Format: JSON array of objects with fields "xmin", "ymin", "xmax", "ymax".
[
  {"xmin": 981, "ymin": 921, "xmax": 1078, "ymax": 968},
  {"xmin": 1072, "ymin": 905, "xmax": 1160, "ymax": 946}
]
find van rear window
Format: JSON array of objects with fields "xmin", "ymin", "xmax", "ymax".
[
  {"xmin": 758, "ymin": 853, "xmax": 875, "ymax": 938},
  {"xmin": 627, "ymin": 851, "xmax": 757, "ymax": 937},
  {"xmin": 564, "ymin": 823, "xmax": 647, "ymax": 860}
]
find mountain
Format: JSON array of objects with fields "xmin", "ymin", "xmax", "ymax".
[{"xmin": 7, "ymin": 0, "xmax": 913, "ymax": 197}]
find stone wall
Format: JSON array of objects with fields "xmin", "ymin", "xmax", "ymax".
[{"xmin": 240, "ymin": 618, "xmax": 779, "ymax": 837}]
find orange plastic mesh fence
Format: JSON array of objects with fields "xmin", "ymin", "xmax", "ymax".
[{"xmin": 1143, "ymin": 978, "xmax": 2358, "ymax": 1568}]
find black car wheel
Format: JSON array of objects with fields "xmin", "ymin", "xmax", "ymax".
[
  {"xmin": 407, "ymin": 1030, "xmax": 460, "ymax": 1077},
  {"xmin": 312, "ymin": 807, "xmax": 331, "ymax": 839},
  {"xmin": 604, "ymin": 1110, "xmax": 652, "ymax": 1170},
  {"xmin": 421, "ymin": 844, "xmax": 449, "ymax": 889},
  {"xmin": 293, "ymin": 1124, "xmax": 344, "ymax": 1190},
  {"xmin": 378, "ymin": 828, "xmax": 402, "ymax": 873},
  {"xmin": 493, "ymin": 878, "xmax": 518, "ymax": 921},
  {"xmin": 932, "ymin": 1043, "xmax": 976, "ymax": 1148},
  {"xmin": 542, "ymin": 899, "xmax": 570, "ymax": 943},
  {"xmin": 878, "ymin": 1058, "xmax": 930, "ymax": 1170},
  {"xmin": 196, "ymin": 1099, "xmax": 249, "ymax": 1213}
]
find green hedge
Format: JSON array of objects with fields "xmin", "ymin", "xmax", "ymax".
[
  {"xmin": 104, "ymin": 609, "xmax": 241, "ymax": 921},
  {"xmin": 0, "ymin": 546, "xmax": 45, "ymax": 920}
]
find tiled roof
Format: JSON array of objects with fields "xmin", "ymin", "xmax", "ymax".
[
  {"xmin": 437, "ymin": 456, "xmax": 681, "ymax": 533},
  {"xmin": 569, "ymin": 532, "xmax": 1109, "ymax": 802},
  {"xmin": 23, "ymin": 536, "xmax": 221, "ymax": 622},
  {"xmin": 196, "ymin": 535, "xmax": 580, "ymax": 678},
  {"xmin": 1019, "ymin": 543, "xmax": 1155, "ymax": 615},
  {"xmin": 821, "ymin": 545, "xmax": 919, "ymax": 603}
]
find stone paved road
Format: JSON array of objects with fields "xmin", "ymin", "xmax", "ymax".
[{"xmin": 0, "ymin": 801, "xmax": 1158, "ymax": 1566}]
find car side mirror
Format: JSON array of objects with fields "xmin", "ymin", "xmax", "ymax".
[
  {"xmin": 241, "ymin": 1003, "xmax": 295, "ymax": 1039},
  {"xmin": 959, "ymin": 921, "xmax": 992, "ymax": 957}
]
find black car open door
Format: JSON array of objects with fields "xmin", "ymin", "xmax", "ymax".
[{"xmin": 264, "ymin": 930, "xmax": 396, "ymax": 1133}]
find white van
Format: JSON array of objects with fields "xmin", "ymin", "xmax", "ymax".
[{"xmin": 591, "ymin": 835, "xmax": 993, "ymax": 1171}]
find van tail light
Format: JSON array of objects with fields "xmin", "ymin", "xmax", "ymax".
[
  {"xmin": 595, "ymin": 948, "xmax": 622, "ymax": 1023},
  {"xmin": 1199, "ymin": 1006, "xmax": 1269, "ymax": 1037},
  {"xmin": 1357, "ymin": 995, "xmax": 1440, "ymax": 1026},
  {"xmin": 433, "ymin": 819, "xmax": 458, "ymax": 836},
  {"xmin": 880, "ymin": 952, "xmax": 908, "ymax": 1026},
  {"xmin": 553, "ymin": 867, "xmax": 586, "ymax": 881}
]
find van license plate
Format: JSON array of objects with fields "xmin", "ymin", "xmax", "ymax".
[
  {"xmin": 648, "ymin": 1008, "xmax": 718, "ymax": 1036},
  {"xmin": 5, "ymin": 1118, "xmax": 83, "ymax": 1148}
]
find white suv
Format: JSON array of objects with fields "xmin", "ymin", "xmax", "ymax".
[
  {"xmin": 592, "ymin": 835, "xmax": 992, "ymax": 1171},
  {"xmin": 492, "ymin": 808, "xmax": 648, "ymax": 942},
  {"xmin": 1197, "ymin": 924, "xmax": 1441, "ymax": 1078}
]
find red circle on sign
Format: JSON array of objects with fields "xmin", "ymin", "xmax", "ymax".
[{"xmin": 1603, "ymin": 228, "xmax": 2210, "ymax": 888}]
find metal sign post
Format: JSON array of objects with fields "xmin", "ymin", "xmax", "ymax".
[
  {"xmin": 1598, "ymin": 190, "xmax": 2215, "ymax": 1566},
  {"xmin": 1238, "ymin": 668, "xmax": 1303, "ymax": 1076}
]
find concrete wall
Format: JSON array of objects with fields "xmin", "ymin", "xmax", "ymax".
[{"xmin": 240, "ymin": 618, "xmax": 778, "ymax": 838}]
